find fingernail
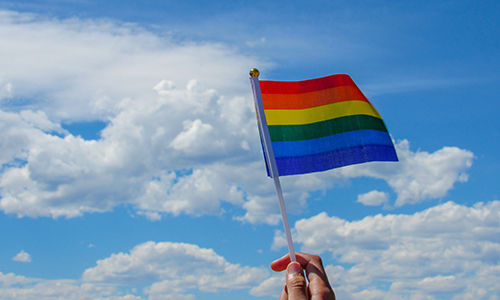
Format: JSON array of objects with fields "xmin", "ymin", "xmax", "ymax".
[{"xmin": 288, "ymin": 262, "xmax": 303, "ymax": 274}]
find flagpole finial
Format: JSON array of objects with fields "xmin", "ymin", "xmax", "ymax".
[{"xmin": 249, "ymin": 68, "xmax": 260, "ymax": 77}]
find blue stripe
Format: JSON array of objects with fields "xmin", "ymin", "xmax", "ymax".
[
  {"xmin": 275, "ymin": 144, "xmax": 398, "ymax": 176},
  {"xmin": 272, "ymin": 130, "xmax": 394, "ymax": 158}
]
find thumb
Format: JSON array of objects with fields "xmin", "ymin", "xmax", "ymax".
[{"xmin": 286, "ymin": 262, "xmax": 308, "ymax": 300}]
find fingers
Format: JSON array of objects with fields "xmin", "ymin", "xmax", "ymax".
[
  {"xmin": 271, "ymin": 252, "xmax": 336, "ymax": 300},
  {"xmin": 270, "ymin": 252, "xmax": 325, "ymax": 273},
  {"xmin": 285, "ymin": 262, "xmax": 308, "ymax": 300},
  {"xmin": 270, "ymin": 253, "xmax": 291, "ymax": 272},
  {"xmin": 300, "ymin": 255, "xmax": 335, "ymax": 300}
]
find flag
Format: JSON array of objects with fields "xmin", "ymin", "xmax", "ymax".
[{"xmin": 258, "ymin": 74, "xmax": 398, "ymax": 176}]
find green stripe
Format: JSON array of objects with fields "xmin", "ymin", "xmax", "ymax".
[{"xmin": 268, "ymin": 114, "xmax": 389, "ymax": 142}]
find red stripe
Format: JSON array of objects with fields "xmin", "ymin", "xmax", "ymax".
[{"xmin": 260, "ymin": 74, "xmax": 357, "ymax": 95}]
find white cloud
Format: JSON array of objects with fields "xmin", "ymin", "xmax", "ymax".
[
  {"xmin": 335, "ymin": 139, "xmax": 474, "ymax": 207},
  {"xmin": 269, "ymin": 201, "xmax": 500, "ymax": 299},
  {"xmin": 357, "ymin": 190, "xmax": 389, "ymax": 207},
  {"xmin": 0, "ymin": 272, "xmax": 35, "ymax": 287},
  {"xmin": 0, "ymin": 9, "xmax": 263, "ymax": 219},
  {"xmin": 82, "ymin": 241, "xmax": 269, "ymax": 298},
  {"xmin": 0, "ymin": 84, "xmax": 261, "ymax": 218},
  {"xmin": 0, "ymin": 10, "xmax": 260, "ymax": 121},
  {"xmin": 135, "ymin": 167, "xmax": 246, "ymax": 217},
  {"xmin": 236, "ymin": 195, "xmax": 283, "ymax": 225},
  {"xmin": 249, "ymin": 273, "xmax": 283, "ymax": 297},
  {"xmin": 169, "ymin": 119, "xmax": 219, "ymax": 154},
  {"xmin": 12, "ymin": 250, "xmax": 31, "ymax": 263},
  {"xmin": 136, "ymin": 210, "xmax": 162, "ymax": 221},
  {"xmin": 1, "ymin": 241, "xmax": 269, "ymax": 299},
  {"xmin": 389, "ymin": 141, "xmax": 473, "ymax": 206},
  {"xmin": 19, "ymin": 110, "xmax": 67, "ymax": 135},
  {"xmin": 0, "ymin": 274, "xmax": 136, "ymax": 300}
]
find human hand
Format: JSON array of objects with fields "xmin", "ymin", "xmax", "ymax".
[{"xmin": 271, "ymin": 252, "xmax": 335, "ymax": 300}]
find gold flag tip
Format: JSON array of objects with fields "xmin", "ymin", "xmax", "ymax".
[{"xmin": 249, "ymin": 68, "xmax": 260, "ymax": 77}]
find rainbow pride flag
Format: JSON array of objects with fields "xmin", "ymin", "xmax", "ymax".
[{"xmin": 258, "ymin": 74, "xmax": 398, "ymax": 176}]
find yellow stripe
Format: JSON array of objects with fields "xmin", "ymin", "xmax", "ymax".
[{"xmin": 265, "ymin": 100, "xmax": 382, "ymax": 126}]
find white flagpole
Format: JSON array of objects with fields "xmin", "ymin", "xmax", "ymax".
[{"xmin": 250, "ymin": 68, "xmax": 296, "ymax": 262}]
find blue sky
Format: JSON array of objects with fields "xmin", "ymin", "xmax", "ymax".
[{"xmin": 0, "ymin": 0, "xmax": 499, "ymax": 299}]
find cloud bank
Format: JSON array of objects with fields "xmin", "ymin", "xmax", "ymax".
[
  {"xmin": 3, "ymin": 201, "xmax": 499, "ymax": 299},
  {"xmin": 1, "ymin": 241, "xmax": 268, "ymax": 300}
]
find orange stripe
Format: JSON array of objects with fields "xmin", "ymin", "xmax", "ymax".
[{"xmin": 261, "ymin": 85, "xmax": 369, "ymax": 110}]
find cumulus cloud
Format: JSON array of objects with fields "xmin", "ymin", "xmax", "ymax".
[
  {"xmin": 0, "ymin": 271, "xmax": 129, "ymax": 300},
  {"xmin": 0, "ymin": 9, "xmax": 263, "ymax": 219},
  {"xmin": 389, "ymin": 141, "xmax": 474, "ymax": 206},
  {"xmin": 82, "ymin": 241, "xmax": 269, "ymax": 298},
  {"xmin": 357, "ymin": 190, "xmax": 389, "ymax": 207},
  {"xmin": 249, "ymin": 273, "xmax": 284, "ymax": 298},
  {"xmin": 1, "ymin": 241, "xmax": 269, "ymax": 299},
  {"xmin": 270, "ymin": 201, "xmax": 500, "ymax": 299},
  {"xmin": 12, "ymin": 250, "xmax": 31, "ymax": 263},
  {"xmin": 0, "ymin": 272, "xmax": 35, "ymax": 287},
  {"xmin": 335, "ymin": 139, "xmax": 474, "ymax": 207},
  {"xmin": 82, "ymin": 241, "xmax": 268, "ymax": 284},
  {"xmin": 0, "ymin": 77, "xmax": 264, "ymax": 219}
]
